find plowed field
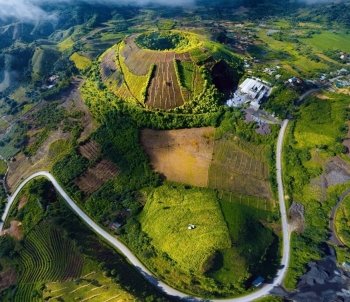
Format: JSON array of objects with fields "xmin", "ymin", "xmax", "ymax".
[
  {"xmin": 140, "ymin": 127, "xmax": 215, "ymax": 187},
  {"xmin": 73, "ymin": 158, "xmax": 119, "ymax": 195},
  {"xmin": 78, "ymin": 139, "xmax": 101, "ymax": 160}
]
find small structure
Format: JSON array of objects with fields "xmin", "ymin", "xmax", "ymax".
[
  {"xmin": 188, "ymin": 224, "xmax": 196, "ymax": 230},
  {"xmin": 252, "ymin": 276, "xmax": 265, "ymax": 287}
]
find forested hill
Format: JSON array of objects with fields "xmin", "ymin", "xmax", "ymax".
[{"xmin": 296, "ymin": 2, "xmax": 350, "ymax": 27}]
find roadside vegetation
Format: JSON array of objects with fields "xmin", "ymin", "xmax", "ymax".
[
  {"xmin": 283, "ymin": 92, "xmax": 350, "ymax": 289},
  {"xmin": 0, "ymin": 178, "xmax": 171, "ymax": 301}
]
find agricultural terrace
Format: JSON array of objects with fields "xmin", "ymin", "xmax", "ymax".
[
  {"xmin": 111, "ymin": 30, "xmax": 242, "ymax": 111},
  {"xmin": 282, "ymin": 92, "xmax": 350, "ymax": 289},
  {"xmin": 209, "ymin": 136, "xmax": 272, "ymax": 200},
  {"xmin": 140, "ymin": 127, "xmax": 215, "ymax": 187},
  {"xmin": 0, "ymin": 178, "xmax": 168, "ymax": 301},
  {"xmin": 78, "ymin": 139, "xmax": 101, "ymax": 161},
  {"xmin": 336, "ymin": 194, "xmax": 350, "ymax": 248}
]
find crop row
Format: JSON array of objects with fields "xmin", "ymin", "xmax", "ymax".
[
  {"xmin": 14, "ymin": 221, "xmax": 84, "ymax": 301},
  {"xmin": 73, "ymin": 158, "xmax": 119, "ymax": 195},
  {"xmin": 146, "ymin": 60, "xmax": 184, "ymax": 110},
  {"xmin": 78, "ymin": 139, "xmax": 101, "ymax": 160}
]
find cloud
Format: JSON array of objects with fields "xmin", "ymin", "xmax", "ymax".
[
  {"xmin": 0, "ymin": 0, "xmax": 194, "ymax": 22},
  {"xmin": 0, "ymin": 0, "xmax": 48, "ymax": 21}
]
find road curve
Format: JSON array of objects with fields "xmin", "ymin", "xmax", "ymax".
[{"xmin": 0, "ymin": 121, "xmax": 290, "ymax": 302}]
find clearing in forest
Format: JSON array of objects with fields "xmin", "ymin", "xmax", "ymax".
[
  {"xmin": 73, "ymin": 158, "xmax": 119, "ymax": 195},
  {"xmin": 140, "ymin": 127, "xmax": 215, "ymax": 187},
  {"xmin": 208, "ymin": 136, "xmax": 272, "ymax": 200},
  {"xmin": 78, "ymin": 139, "xmax": 101, "ymax": 160}
]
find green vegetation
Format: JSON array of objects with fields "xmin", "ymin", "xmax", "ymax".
[
  {"xmin": 0, "ymin": 160, "xmax": 7, "ymax": 177},
  {"xmin": 174, "ymin": 59, "xmax": 194, "ymax": 90},
  {"xmin": 135, "ymin": 31, "xmax": 199, "ymax": 52},
  {"xmin": 138, "ymin": 183, "xmax": 230, "ymax": 273},
  {"xmin": 283, "ymin": 93, "xmax": 350, "ymax": 289},
  {"xmin": 0, "ymin": 178, "xmax": 170, "ymax": 301},
  {"xmin": 335, "ymin": 195, "xmax": 350, "ymax": 247},
  {"xmin": 0, "ymin": 123, "xmax": 28, "ymax": 159},
  {"xmin": 70, "ymin": 52, "xmax": 92, "ymax": 70}
]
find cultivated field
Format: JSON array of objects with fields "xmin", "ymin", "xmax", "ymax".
[
  {"xmin": 15, "ymin": 221, "xmax": 84, "ymax": 301},
  {"xmin": 44, "ymin": 270, "xmax": 135, "ymax": 302},
  {"xmin": 78, "ymin": 139, "xmax": 101, "ymax": 160},
  {"xmin": 99, "ymin": 46, "xmax": 123, "ymax": 93},
  {"xmin": 73, "ymin": 158, "xmax": 119, "ymax": 195},
  {"xmin": 208, "ymin": 136, "xmax": 272, "ymax": 200},
  {"xmin": 140, "ymin": 127, "xmax": 215, "ymax": 187},
  {"xmin": 139, "ymin": 183, "xmax": 231, "ymax": 273},
  {"xmin": 118, "ymin": 35, "xmax": 192, "ymax": 108},
  {"xmin": 146, "ymin": 60, "xmax": 184, "ymax": 109}
]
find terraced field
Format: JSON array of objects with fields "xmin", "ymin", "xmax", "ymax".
[
  {"xmin": 208, "ymin": 136, "xmax": 272, "ymax": 200},
  {"xmin": 14, "ymin": 221, "xmax": 84, "ymax": 301}
]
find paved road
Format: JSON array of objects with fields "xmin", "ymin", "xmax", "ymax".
[{"xmin": 0, "ymin": 120, "xmax": 291, "ymax": 302}]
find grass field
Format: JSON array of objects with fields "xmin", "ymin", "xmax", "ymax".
[
  {"xmin": 0, "ymin": 160, "xmax": 7, "ymax": 176},
  {"xmin": 208, "ymin": 135, "xmax": 272, "ymax": 200},
  {"xmin": 139, "ymin": 183, "xmax": 231, "ymax": 273},
  {"xmin": 301, "ymin": 31, "xmax": 350, "ymax": 53},
  {"xmin": 140, "ymin": 127, "xmax": 215, "ymax": 187},
  {"xmin": 335, "ymin": 195, "xmax": 350, "ymax": 247},
  {"xmin": 70, "ymin": 52, "xmax": 92, "ymax": 70}
]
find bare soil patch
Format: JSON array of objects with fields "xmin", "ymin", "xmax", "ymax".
[
  {"xmin": 78, "ymin": 140, "xmax": 100, "ymax": 160},
  {"xmin": 312, "ymin": 92, "xmax": 331, "ymax": 99},
  {"xmin": 18, "ymin": 195, "xmax": 28, "ymax": 210},
  {"xmin": 73, "ymin": 158, "xmax": 119, "ymax": 195},
  {"xmin": 140, "ymin": 127, "xmax": 215, "ymax": 187},
  {"xmin": 289, "ymin": 201, "xmax": 305, "ymax": 234},
  {"xmin": 1, "ymin": 220, "xmax": 23, "ymax": 240},
  {"xmin": 0, "ymin": 267, "xmax": 18, "ymax": 292}
]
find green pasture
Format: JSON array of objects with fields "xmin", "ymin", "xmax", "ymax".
[
  {"xmin": 70, "ymin": 52, "xmax": 92, "ymax": 70},
  {"xmin": 301, "ymin": 31, "xmax": 350, "ymax": 53},
  {"xmin": 138, "ymin": 183, "xmax": 231, "ymax": 273}
]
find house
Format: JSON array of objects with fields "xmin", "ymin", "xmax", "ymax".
[{"xmin": 252, "ymin": 276, "xmax": 264, "ymax": 287}]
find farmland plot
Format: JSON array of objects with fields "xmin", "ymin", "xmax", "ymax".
[
  {"xmin": 146, "ymin": 59, "xmax": 184, "ymax": 109},
  {"xmin": 208, "ymin": 136, "xmax": 272, "ymax": 200},
  {"xmin": 14, "ymin": 221, "xmax": 84, "ymax": 301},
  {"xmin": 100, "ymin": 47, "xmax": 123, "ymax": 90},
  {"xmin": 78, "ymin": 139, "xmax": 101, "ymax": 160},
  {"xmin": 73, "ymin": 158, "xmax": 119, "ymax": 195},
  {"xmin": 140, "ymin": 127, "xmax": 215, "ymax": 187}
]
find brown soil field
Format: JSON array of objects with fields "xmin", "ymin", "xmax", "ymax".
[
  {"xmin": 120, "ymin": 36, "xmax": 190, "ymax": 109},
  {"xmin": 1, "ymin": 221, "xmax": 23, "ymax": 240},
  {"xmin": 78, "ymin": 140, "xmax": 101, "ymax": 160},
  {"xmin": 73, "ymin": 158, "xmax": 119, "ymax": 195},
  {"xmin": 18, "ymin": 195, "xmax": 28, "ymax": 210},
  {"xmin": 208, "ymin": 136, "xmax": 272, "ymax": 200},
  {"xmin": 6, "ymin": 78, "xmax": 97, "ymax": 192},
  {"xmin": 0, "ymin": 267, "xmax": 18, "ymax": 292},
  {"xmin": 140, "ymin": 127, "xmax": 215, "ymax": 187}
]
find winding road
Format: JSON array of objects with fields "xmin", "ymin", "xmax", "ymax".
[{"xmin": 0, "ymin": 120, "xmax": 290, "ymax": 301}]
